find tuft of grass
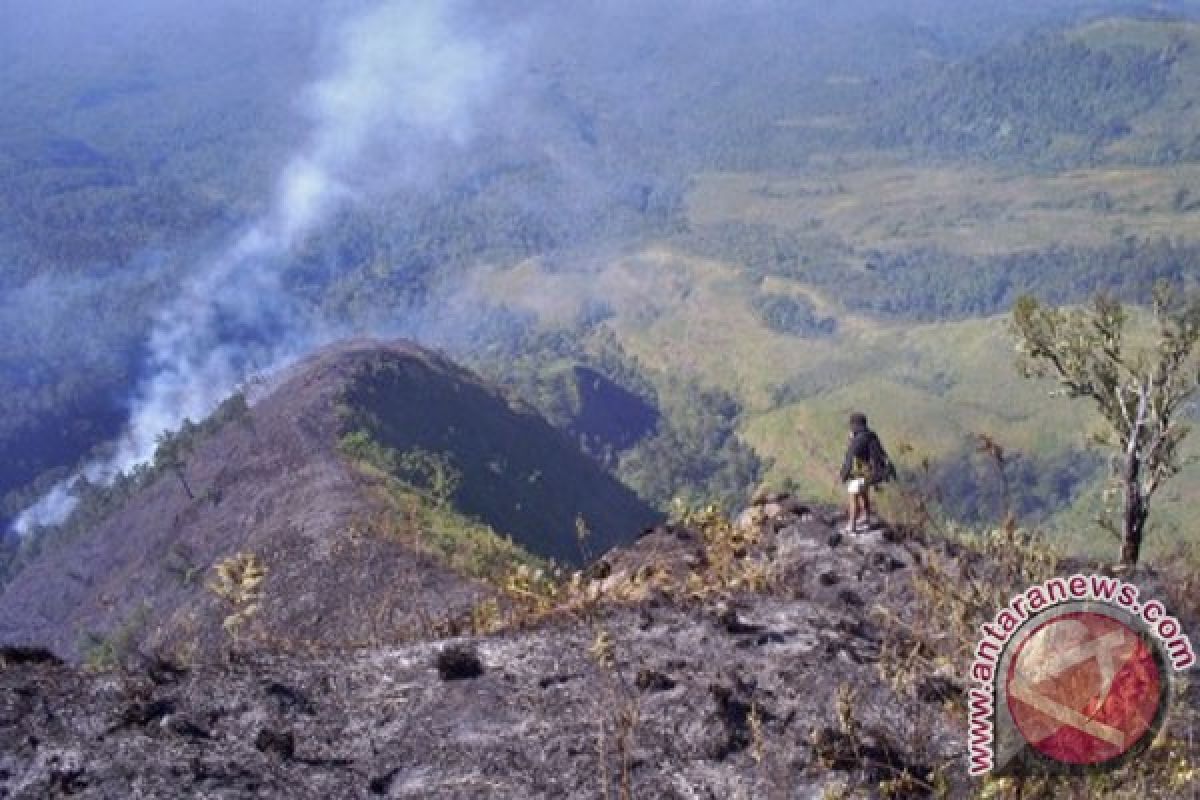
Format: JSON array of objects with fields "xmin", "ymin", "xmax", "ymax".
[
  {"xmin": 554, "ymin": 500, "xmax": 772, "ymax": 615},
  {"xmin": 587, "ymin": 625, "xmax": 640, "ymax": 800},
  {"xmin": 206, "ymin": 552, "xmax": 268, "ymax": 644},
  {"xmin": 671, "ymin": 500, "xmax": 771, "ymax": 601}
]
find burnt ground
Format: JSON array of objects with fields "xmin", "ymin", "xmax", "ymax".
[
  {"xmin": 0, "ymin": 340, "xmax": 656, "ymax": 662},
  {"xmin": 0, "ymin": 341, "xmax": 493, "ymax": 661},
  {"xmin": 0, "ymin": 503, "xmax": 979, "ymax": 799}
]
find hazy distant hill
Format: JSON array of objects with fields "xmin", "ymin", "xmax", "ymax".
[
  {"xmin": 0, "ymin": 340, "xmax": 658, "ymax": 661},
  {"xmin": 872, "ymin": 17, "xmax": 1200, "ymax": 166}
]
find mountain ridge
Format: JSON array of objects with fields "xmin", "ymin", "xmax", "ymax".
[
  {"xmin": 1, "ymin": 493, "xmax": 1195, "ymax": 798},
  {"xmin": 0, "ymin": 339, "xmax": 658, "ymax": 662}
]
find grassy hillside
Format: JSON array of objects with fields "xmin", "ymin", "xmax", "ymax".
[
  {"xmin": 687, "ymin": 164, "xmax": 1200, "ymax": 257},
  {"xmin": 479, "ymin": 245, "xmax": 1200, "ymax": 564}
]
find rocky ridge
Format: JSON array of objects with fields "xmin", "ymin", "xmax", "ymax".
[
  {"xmin": 0, "ymin": 496, "xmax": 973, "ymax": 799},
  {"xmin": 4, "ymin": 489, "xmax": 1197, "ymax": 799}
]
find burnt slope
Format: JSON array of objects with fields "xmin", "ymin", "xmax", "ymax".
[
  {"xmin": 0, "ymin": 339, "xmax": 657, "ymax": 661},
  {"xmin": 0, "ymin": 491, "xmax": 1195, "ymax": 798},
  {"xmin": 0, "ymin": 502, "xmax": 955, "ymax": 799}
]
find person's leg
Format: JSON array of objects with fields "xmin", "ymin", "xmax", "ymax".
[
  {"xmin": 845, "ymin": 487, "xmax": 858, "ymax": 532},
  {"xmin": 852, "ymin": 493, "xmax": 866, "ymax": 530},
  {"xmin": 861, "ymin": 486, "xmax": 873, "ymax": 528}
]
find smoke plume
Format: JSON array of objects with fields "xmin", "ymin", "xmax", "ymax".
[{"xmin": 14, "ymin": 0, "xmax": 500, "ymax": 532}]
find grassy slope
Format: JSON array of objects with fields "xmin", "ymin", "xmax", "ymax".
[
  {"xmin": 343, "ymin": 457, "xmax": 551, "ymax": 586},
  {"xmin": 483, "ymin": 246, "xmax": 1200, "ymax": 563},
  {"xmin": 687, "ymin": 163, "xmax": 1200, "ymax": 257}
]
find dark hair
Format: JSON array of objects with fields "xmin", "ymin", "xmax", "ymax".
[{"xmin": 849, "ymin": 412, "xmax": 868, "ymax": 431}]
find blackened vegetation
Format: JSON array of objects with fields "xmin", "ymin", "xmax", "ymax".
[
  {"xmin": 264, "ymin": 682, "xmax": 316, "ymax": 717},
  {"xmin": 810, "ymin": 726, "xmax": 932, "ymax": 788},
  {"xmin": 0, "ymin": 491, "xmax": 1195, "ymax": 796},
  {"xmin": 254, "ymin": 729, "xmax": 296, "ymax": 760},
  {"xmin": 0, "ymin": 498, "xmax": 963, "ymax": 798},
  {"xmin": 435, "ymin": 642, "xmax": 485, "ymax": 681},
  {"xmin": 0, "ymin": 645, "xmax": 62, "ymax": 667},
  {"xmin": 634, "ymin": 668, "xmax": 675, "ymax": 692},
  {"xmin": 708, "ymin": 678, "xmax": 767, "ymax": 760}
]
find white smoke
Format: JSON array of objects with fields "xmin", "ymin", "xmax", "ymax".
[{"xmin": 13, "ymin": 0, "xmax": 500, "ymax": 533}]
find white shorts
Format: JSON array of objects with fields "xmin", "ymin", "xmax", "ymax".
[{"xmin": 846, "ymin": 478, "xmax": 865, "ymax": 495}]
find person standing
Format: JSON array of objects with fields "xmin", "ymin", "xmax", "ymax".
[{"xmin": 838, "ymin": 412, "xmax": 894, "ymax": 533}]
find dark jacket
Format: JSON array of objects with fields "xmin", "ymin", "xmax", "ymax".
[{"xmin": 839, "ymin": 428, "xmax": 887, "ymax": 483}]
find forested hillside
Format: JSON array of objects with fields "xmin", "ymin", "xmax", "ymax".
[
  {"xmin": 873, "ymin": 16, "xmax": 1200, "ymax": 166},
  {"xmin": 872, "ymin": 30, "xmax": 1173, "ymax": 163}
]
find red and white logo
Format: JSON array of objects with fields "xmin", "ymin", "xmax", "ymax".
[
  {"xmin": 1005, "ymin": 611, "xmax": 1163, "ymax": 766},
  {"xmin": 969, "ymin": 575, "xmax": 1192, "ymax": 776}
]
